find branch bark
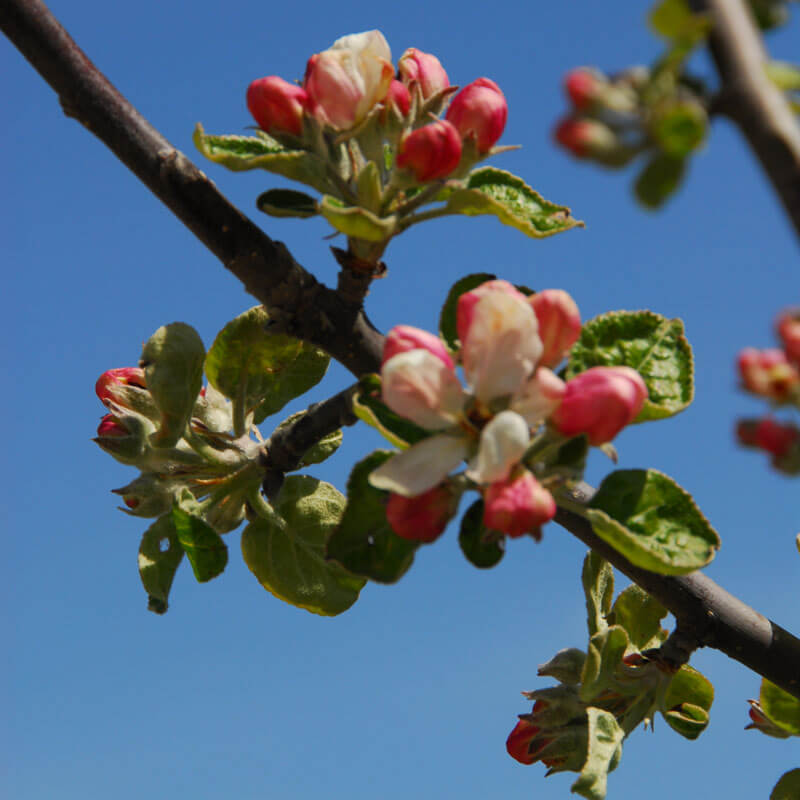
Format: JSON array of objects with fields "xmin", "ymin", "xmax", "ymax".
[
  {"xmin": 0, "ymin": 0, "xmax": 384, "ymax": 377},
  {"xmin": 692, "ymin": 0, "xmax": 800, "ymax": 240},
  {"xmin": 3, "ymin": 0, "xmax": 800, "ymax": 703}
]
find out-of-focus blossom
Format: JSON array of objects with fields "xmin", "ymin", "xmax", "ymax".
[
  {"xmin": 776, "ymin": 309, "xmax": 800, "ymax": 365},
  {"xmin": 738, "ymin": 347, "xmax": 800, "ymax": 402},
  {"xmin": 564, "ymin": 67, "xmax": 606, "ymax": 110}
]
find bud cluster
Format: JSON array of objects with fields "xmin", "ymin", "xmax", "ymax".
[
  {"xmin": 368, "ymin": 280, "xmax": 647, "ymax": 544},
  {"xmin": 94, "ymin": 366, "xmax": 263, "ymax": 532},
  {"xmin": 553, "ymin": 65, "xmax": 708, "ymax": 205},
  {"xmin": 735, "ymin": 308, "xmax": 800, "ymax": 475},
  {"xmin": 245, "ymin": 31, "xmax": 509, "ymax": 261}
]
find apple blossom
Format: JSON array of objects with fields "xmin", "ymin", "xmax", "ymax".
[
  {"xmin": 95, "ymin": 367, "xmax": 146, "ymax": 407},
  {"xmin": 398, "ymin": 48, "xmax": 449, "ymax": 99},
  {"xmin": 382, "ymin": 324, "xmax": 454, "ymax": 368},
  {"xmin": 551, "ymin": 366, "xmax": 647, "ymax": 445},
  {"xmin": 445, "ymin": 78, "xmax": 508, "ymax": 153},
  {"xmin": 554, "ymin": 117, "xmax": 617, "ymax": 158},
  {"xmin": 303, "ymin": 30, "xmax": 394, "ymax": 130},
  {"xmin": 246, "ymin": 76, "xmax": 308, "ymax": 137},
  {"xmin": 564, "ymin": 67, "xmax": 606, "ymax": 110},
  {"xmin": 385, "ymin": 79, "xmax": 411, "ymax": 117},
  {"xmin": 396, "ymin": 119, "xmax": 462, "ymax": 182},
  {"xmin": 529, "ymin": 289, "xmax": 582, "ymax": 367}
]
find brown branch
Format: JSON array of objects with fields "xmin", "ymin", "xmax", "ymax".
[
  {"xmin": 0, "ymin": 0, "xmax": 384, "ymax": 377},
  {"xmin": 4, "ymin": 0, "xmax": 800, "ymax": 704},
  {"xmin": 691, "ymin": 0, "xmax": 800, "ymax": 240},
  {"xmin": 556, "ymin": 482, "xmax": 800, "ymax": 701}
]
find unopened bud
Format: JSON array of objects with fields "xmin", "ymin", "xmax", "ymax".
[
  {"xmin": 247, "ymin": 76, "xmax": 308, "ymax": 137},
  {"xmin": 738, "ymin": 347, "xmax": 800, "ymax": 402},
  {"xmin": 776, "ymin": 308, "xmax": 800, "ymax": 366},
  {"xmin": 398, "ymin": 48, "xmax": 449, "ymax": 99},
  {"xmin": 383, "ymin": 325, "xmax": 454, "ymax": 369},
  {"xmin": 564, "ymin": 68, "xmax": 607, "ymax": 110},
  {"xmin": 385, "ymin": 482, "xmax": 460, "ymax": 542},
  {"xmin": 554, "ymin": 117, "xmax": 617, "ymax": 159},
  {"xmin": 529, "ymin": 289, "xmax": 582, "ymax": 367},
  {"xmin": 396, "ymin": 119, "xmax": 462, "ymax": 182},
  {"xmin": 385, "ymin": 79, "xmax": 411, "ymax": 117},
  {"xmin": 446, "ymin": 78, "xmax": 508, "ymax": 153},
  {"xmin": 482, "ymin": 470, "xmax": 556, "ymax": 539}
]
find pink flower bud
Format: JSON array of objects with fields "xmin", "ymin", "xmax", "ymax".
[
  {"xmin": 564, "ymin": 68, "xmax": 606, "ymax": 110},
  {"xmin": 776, "ymin": 309, "xmax": 800, "ymax": 365},
  {"xmin": 554, "ymin": 117, "xmax": 616, "ymax": 158},
  {"xmin": 95, "ymin": 367, "xmax": 147, "ymax": 407},
  {"xmin": 445, "ymin": 78, "xmax": 507, "ymax": 153},
  {"xmin": 455, "ymin": 279, "xmax": 526, "ymax": 346},
  {"xmin": 383, "ymin": 325, "xmax": 454, "ymax": 369},
  {"xmin": 396, "ymin": 119, "xmax": 462, "ymax": 182},
  {"xmin": 303, "ymin": 31, "xmax": 394, "ymax": 130},
  {"xmin": 738, "ymin": 347, "xmax": 800, "ymax": 401},
  {"xmin": 529, "ymin": 289, "xmax": 582, "ymax": 367},
  {"xmin": 385, "ymin": 79, "xmax": 411, "ymax": 117},
  {"xmin": 754, "ymin": 418, "xmax": 799, "ymax": 457},
  {"xmin": 385, "ymin": 483, "xmax": 458, "ymax": 542},
  {"xmin": 551, "ymin": 366, "xmax": 648, "ymax": 445},
  {"xmin": 97, "ymin": 413, "xmax": 130, "ymax": 438},
  {"xmin": 506, "ymin": 719, "xmax": 543, "ymax": 765},
  {"xmin": 483, "ymin": 471, "xmax": 556, "ymax": 539},
  {"xmin": 398, "ymin": 48, "xmax": 449, "ymax": 99},
  {"xmin": 246, "ymin": 76, "xmax": 308, "ymax": 137}
]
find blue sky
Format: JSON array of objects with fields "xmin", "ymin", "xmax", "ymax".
[{"xmin": 2, "ymin": 1, "xmax": 799, "ymax": 798}]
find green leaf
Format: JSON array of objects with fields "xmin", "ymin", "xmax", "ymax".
[
  {"xmin": 566, "ymin": 310, "xmax": 694, "ymax": 422},
  {"xmin": 241, "ymin": 476, "xmax": 365, "ymax": 616},
  {"xmin": 765, "ymin": 61, "xmax": 800, "ymax": 90},
  {"xmin": 580, "ymin": 626, "xmax": 630, "ymax": 703},
  {"xmin": 326, "ymin": 451, "xmax": 420, "ymax": 583},
  {"xmin": 582, "ymin": 552, "xmax": 614, "ymax": 637},
  {"xmin": 649, "ymin": 0, "xmax": 708, "ymax": 41},
  {"xmin": 771, "ymin": 769, "xmax": 800, "ymax": 800},
  {"xmin": 352, "ymin": 374, "xmax": 431, "ymax": 449},
  {"xmin": 438, "ymin": 272, "xmax": 496, "ymax": 351},
  {"xmin": 650, "ymin": 101, "xmax": 707, "ymax": 157},
  {"xmin": 634, "ymin": 153, "xmax": 686, "ymax": 209},
  {"xmin": 256, "ymin": 188, "xmax": 318, "ymax": 218},
  {"xmin": 586, "ymin": 469, "xmax": 720, "ymax": 575},
  {"xmin": 138, "ymin": 515, "xmax": 184, "ymax": 614},
  {"xmin": 571, "ymin": 708, "xmax": 624, "ymax": 800},
  {"xmin": 272, "ymin": 411, "xmax": 343, "ymax": 468},
  {"xmin": 443, "ymin": 167, "xmax": 583, "ymax": 238},
  {"xmin": 319, "ymin": 195, "xmax": 397, "ymax": 242},
  {"xmin": 141, "ymin": 322, "xmax": 206, "ymax": 447},
  {"xmin": 661, "ymin": 665, "xmax": 714, "ymax": 739},
  {"xmin": 193, "ymin": 124, "xmax": 332, "ymax": 193},
  {"xmin": 458, "ymin": 499, "xmax": 505, "ymax": 568},
  {"xmin": 204, "ymin": 305, "xmax": 329, "ymax": 434},
  {"xmin": 608, "ymin": 584, "xmax": 668, "ymax": 652},
  {"xmin": 537, "ymin": 648, "xmax": 587, "ymax": 685},
  {"xmin": 171, "ymin": 505, "xmax": 228, "ymax": 583},
  {"xmin": 760, "ymin": 679, "xmax": 800, "ymax": 736}
]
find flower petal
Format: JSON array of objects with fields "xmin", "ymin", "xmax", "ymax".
[
  {"xmin": 511, "ymin": 367, "xmax": 566, "ymax": 426},
  {"xmin": 467, "ymin": 410, "xmax": 530, "ymax": 484},
  {"xmin": 462, "ymin": 292, "xmax": 543, "ymax": 404},
  {"xmin": 382, "ymin": 350, "xmax": 466, "ymax": 430},
  {"xmin": 369, "ymin": 433, "xmax": 470, "ymax": 496}
]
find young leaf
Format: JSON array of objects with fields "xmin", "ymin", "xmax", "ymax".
[
  {"xmin": 319, "ymin": 195, "xmax": 397, "ymax": 242},
  {"xmin": 138, "ymin": 515, "xmax": 184, "ymax": 614},
  {"xmin": 760, "ymin": 679, "xmax": 800, "ymax": 736},
  {"xmin": 571, "ymin": 708, "xmax": 624, "ymax": 800},
  {"xmin": 765, "ymin": 61, "xmax": 800, "ymax": 91},
  {"xmin": 650, "ymin": 101, "xmax": 708, "ymax": 157},
  {"xmin": 582, "ymin": 552, "xmax": 614, "ymax": 637},
  {"xmin": 771, "ymin": 769, "xmax": 800, "ymax": 800},
  {"xmin": 458, "ymin": 499, "xmax": 505, "ymax": 568},
  {"xmin": 443, "ymin": 167, "xmax": 583, "ymax": 238},
  {"xmin": 171, "ymin": 505, "xmax": 228, "ymax": 583},
  {"xmin": 634, "ymin": 153, "xmax": 686, "ymax": 209},
  {"xmin": 256, "ymin": 188, "xmax": 318, "ymax": 218},
  {"xmin": 661, "ymin": 664, "xmax": 714, "ymax": 739},
  {"xmin": 608, "ymin": 584, "xmax": 668, "ymax": 652},
  {"xmin": 586, "ymin": 469, "xmax": 720, "ymax": 575},
  {"xmin": 326, "ymin": 451, "xmax": 420, "ymax": 583},
  {"xmin": 580, "ymin": 626, "xmax": 630, "ymax": 703},
  {"xmin": 193, "ymin": 124, "xmax": 332, "ymax": 193},
  {"xmin": 566, "ymin": 310, "xmax": 694, "ymax": 422},
  {"xmin": 352, "ymin": 374, "xmax": 431, "ymax": 449},
  {"xmin": 142, "ymin": 322, "xmax": 206, "ymax": 447},
  {"xmin": 438, "ymin": 272, "xmax": 496, "ymax": 351},
  {"xmin": 240, "ymin": 476, "xmax": 365, "ymax": 616},
  {"xmin": 272, "ymin": 410, "xmax": 343, "ymax": 468},
  {"xmin": 204, "ymin": 305, "xmax": 329, "ymax": 432}
]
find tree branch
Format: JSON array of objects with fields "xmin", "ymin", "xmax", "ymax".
[
  {"xmin": 0, "ymin": 0, "xmax": 384, "ymax": 377},
  {"xmin": 556, "ymin": 482, "xmax": 800, "ymax": 701},
  {"xmin": 691, "ymin": 0, "xmax": 800, "ymax": 239}
]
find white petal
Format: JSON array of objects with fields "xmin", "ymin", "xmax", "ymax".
[
  {"xmin": 466, "ymin": 410, "xmax": 530, "ymax": 484},
  {"xmin": 462, "ymin": 292, "xmax": 543, "ymax": 404},
  {"xmin": 369, "ymin": 433, "xmax": 470, "ymax": 496},
  {"xmin": 332, "ymin": 30, "xmax": 391, "ymax": 63},
  {"xmin": 382, "ymin": 350, "xmax": 466, "ymax": 430},
  {"xmin": 511, "ymin": 367, "xmax": 566, "ymax": 427}
]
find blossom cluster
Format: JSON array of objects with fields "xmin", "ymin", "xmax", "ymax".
[
  {"xmin": 735, "ymin": 308, "xmax": 800, "ymax": 474},
  {"xmin": 368, "ymin": 280, "xmax": 647, "ymax": 543},
  {"xmin": 246, "ymin": 31, "xmax": 508, "ymax": 185}
]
